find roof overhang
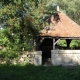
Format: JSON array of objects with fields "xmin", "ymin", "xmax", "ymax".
[
  {"xmin": 39, "ymin": 36, "xmax": 80, "ymax": 39},
  {"xmin": 40, "ymin": 12, "xmax": 80, "ymax": 38}
]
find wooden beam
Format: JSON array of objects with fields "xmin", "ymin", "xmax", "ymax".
[
  {"xmin": 53, "ymin": 38, "xmax": 55, "ymax": 50},
  {"xmin": 54, "ymin": 39, "xmax": 60, "ymax": 45},
  {"xmin": 39, "ymin": 36, "xmax": 80, "ymax": 39}
]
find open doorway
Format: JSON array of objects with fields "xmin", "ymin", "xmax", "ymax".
[{"xmin": 39, "ymin": 38, "xmax": 53, "ymax": 66}]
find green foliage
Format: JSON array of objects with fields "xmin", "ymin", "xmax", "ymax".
[
  {"xmin": 0, "ymin": 30, "xmax": 9, "ymax": 46},
  {"xmin": 57, "ymin": 39, "xmax": 80, "ymax": 49},
  {"xmin": 0, "ymin": 0, "xmax": 39, "ymax": 52},
  {"xmin": 0, "ymin": 50, "xmax": 19, "ymax": 59},
  {"xmin": 0, "ymin": 0, "xmax": 38, "ymax": 60},
  {"xmin": 53, "ymin": 0, "xmax": 80, "ymax": 24},
  {"xmin": 70, "ymin": 40, "xmax": 80, "ymax": 49},
  {"xmin": 57, "ymin": 40, "xmax": 67, "ymax": 47}
]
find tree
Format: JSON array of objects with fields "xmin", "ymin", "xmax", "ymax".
[
  {"xmin": 52, "ymin": 0, "xmax": 80, "ymax": 25},
  {"xmin": 1, "ymin": 0, "xmax": 80, "ymax": 54},
  {"xmin": 0, "ymin": 0, "xmax": 40, "ymax": 52}
]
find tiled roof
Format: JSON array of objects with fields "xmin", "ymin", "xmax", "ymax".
[{"xmin": 40, "ymin": 12, "xmax": 80, "ymax": 38}]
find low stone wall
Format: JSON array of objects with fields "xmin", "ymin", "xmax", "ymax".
[
  {"xmin": 51, "ymin": 50, "xmax": 80, "ymax": 66},
  {"xmin": 19, "ymin": 51, "xmax": 42, "ymax": 66}
]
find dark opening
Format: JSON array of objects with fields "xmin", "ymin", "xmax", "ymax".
[{"xmin": 39, "ymin": 38, "xmax": 53, "ymax": 65}]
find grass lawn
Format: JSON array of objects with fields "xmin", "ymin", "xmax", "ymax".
[{"xmin": 0, "ymin": 64, "xmax": 80, "ymax": 80}]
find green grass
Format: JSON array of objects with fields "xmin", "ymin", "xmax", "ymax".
[{"xmin": 0, "ymin": 64, "xmax": 80, "ymax": 80}]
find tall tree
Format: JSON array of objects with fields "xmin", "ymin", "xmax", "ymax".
[{"xmin": 0, "ymin": 0, "xmax": 39, "ymax": 51}]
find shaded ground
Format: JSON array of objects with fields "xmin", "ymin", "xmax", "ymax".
[
  {"xmin": 0, "ymin": 64, "xmax": 80, "ymax": 80},
  {"xmin": 42, "ymin": 57, "xmax": 51, "ymax": 67}
]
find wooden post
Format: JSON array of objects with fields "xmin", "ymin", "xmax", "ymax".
[{"xmin": 53, "ymin": 38, "xmax": 55, "ymax": 50}]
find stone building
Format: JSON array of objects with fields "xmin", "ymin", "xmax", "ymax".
[{"xmin": 38, "ymin": 11, "xmax": 80, "ymax": 66}]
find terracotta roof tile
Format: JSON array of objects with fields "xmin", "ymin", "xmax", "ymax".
[{"xmin": 40, "ymin": 12, "xmax": 80, "ymax": 38}]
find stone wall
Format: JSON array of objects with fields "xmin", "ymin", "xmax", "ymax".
[
  {"xmin": 51, "ymin": 50, "xmax": 80, "ymax": 66},
  {"xmin": 19, "ymin": 51, "xmax": 42, "ymax": 66}
]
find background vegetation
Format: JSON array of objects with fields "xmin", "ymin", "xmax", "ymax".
[{"xmin": 0, "ymin": 0, "xmax": 80, "ymax": 62}]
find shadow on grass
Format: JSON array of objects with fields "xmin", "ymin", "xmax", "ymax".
[{"xmin": 0, "ymin": 64, "xmax": 80, "ymax": 80}]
